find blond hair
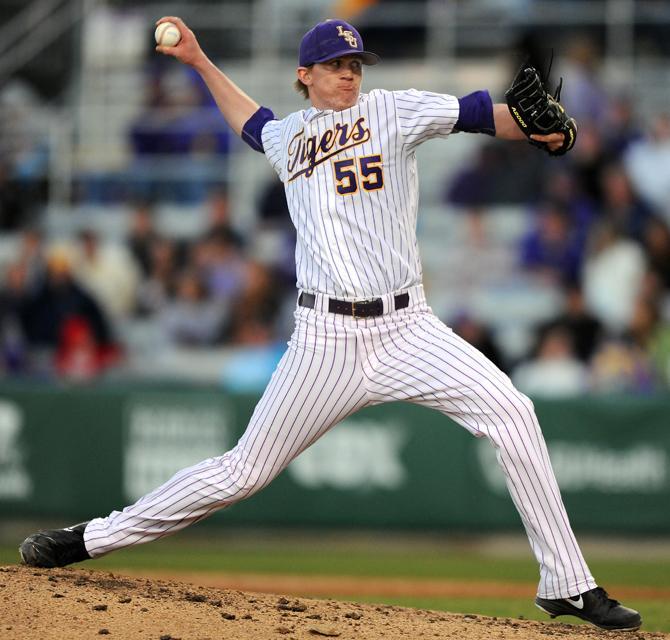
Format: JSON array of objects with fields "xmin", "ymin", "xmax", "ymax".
[{"xmin": 294, "ymin": 77, "xmax": 309, "ymax": 100}]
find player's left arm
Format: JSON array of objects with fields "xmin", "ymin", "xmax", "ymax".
[
  {"xmin": 493, "ymin": 104, "xmax": 566, "ymax": 152},
  {"xmin": 456, "ymin": 91, "xmax": 569, "ymax": 155}
]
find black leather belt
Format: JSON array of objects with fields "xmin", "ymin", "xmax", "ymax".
[{"xmin": 298, "ymin": 292, "xmax": 409, "ymax": 318}]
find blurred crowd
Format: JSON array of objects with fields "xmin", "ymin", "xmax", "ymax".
[
  {"xmin": 1, "ymin": 40, "xmax": 670, "ymax": 395},
  {"xmin": 77, "ymin": 63, "xmax": 232, "ymax": 205},
  {"xmin": 0, "ymin": 81, "xmax": 50, "ymax": 233},
  {"xmin": 445, "ymin": 39, "xmax": 670, "ymax": 397},
  {"xmin": 0, "ymin": 185, "xmax": 295, "ymax": 382}
]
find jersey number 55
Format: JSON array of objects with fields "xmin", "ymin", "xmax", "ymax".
[{"xmin": 332, "ymin": 154, "xmax": 384, "ymax": 195}]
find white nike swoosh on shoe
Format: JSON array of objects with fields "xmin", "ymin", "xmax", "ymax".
[{"xmin": 565, "ymin": 596, "xmax": 585, "ymax": 610}]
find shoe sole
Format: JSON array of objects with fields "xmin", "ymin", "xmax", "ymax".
[{"xmin": 535, "ymin": 603, "xmax": 641, "ymax": 632}]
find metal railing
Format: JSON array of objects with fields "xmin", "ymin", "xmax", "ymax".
[{"xmin": 0, "ymin": 0, "xmax": 98, "ymax": 85}]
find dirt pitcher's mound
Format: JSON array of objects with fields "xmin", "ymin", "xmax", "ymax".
[{"xmin": 1, "ymin": 565, "xmax": 665, "ymax": 640}]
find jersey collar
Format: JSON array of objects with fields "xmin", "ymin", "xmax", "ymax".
[{"xmin": 303, "ymin": 92, "xmax": 369, "ymax": 122}]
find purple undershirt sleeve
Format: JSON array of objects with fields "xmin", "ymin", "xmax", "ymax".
[
  {"xmin": 455, "ymin": 90, "xmax": 496, "ymax": 136},
  {"xmin": 241, "ymin": 106, "xmax": 276, "ymax": 152}
]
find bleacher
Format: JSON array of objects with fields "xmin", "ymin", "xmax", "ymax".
[{"xmin": 2, "ymin": 0, "xmax": 670, "ymax": 386}]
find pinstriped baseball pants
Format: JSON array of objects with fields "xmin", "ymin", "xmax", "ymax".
[{"xmin": 85, "ymin": 285, "xmax": 596, "ymax": 599}]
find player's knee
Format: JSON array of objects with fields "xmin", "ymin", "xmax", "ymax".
[
  {"xmin": 228, "ymin": 474, "xmax": 262, "ymax": 499},
  {"xmin": 511, "ymin": 389, "xmax": 535, "ymax": 415},
  {"xmin": 490, "ymin": 387, "xmax": 538, "ymax": 432},
  {"xmin": 224, "ymin": 458, "xmax": 275, "ymax": 501}
]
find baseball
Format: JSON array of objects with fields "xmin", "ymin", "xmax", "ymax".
[{"xmin": 155, "ymin": 21, "xmax": 181, "ymax": 47}]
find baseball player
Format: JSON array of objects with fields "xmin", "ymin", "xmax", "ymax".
[{"xmin": 20, "ymin": 18, "xmax": 640, "ymax": 632}]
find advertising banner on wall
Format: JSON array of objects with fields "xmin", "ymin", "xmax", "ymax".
[{"xmin": 0, "ymin": 386, "xmax": 668, "ymax": 533}]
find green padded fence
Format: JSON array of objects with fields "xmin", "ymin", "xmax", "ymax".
[{"xmin": 0, "ymin": 385, "xmax": 668, "ymax": 533}]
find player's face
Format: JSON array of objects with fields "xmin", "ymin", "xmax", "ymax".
[{"xmin": 298, "ymin": 55, "xmax": 363, "ymax": 111}]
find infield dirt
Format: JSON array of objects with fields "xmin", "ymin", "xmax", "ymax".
[{"xmin": 2, "ymin": 565, "xmax": 668, "ymax": 640}]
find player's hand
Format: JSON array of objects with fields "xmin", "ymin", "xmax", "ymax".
[
  {"xmin": 530, "ymin": 132, "xmax": 566, "ymax": 154},
  {"xmin": 155, "ymin": 17, "xmax": 206, "ymax": 67}
]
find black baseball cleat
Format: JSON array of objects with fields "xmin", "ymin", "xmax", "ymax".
[
  {"xmin": 536, "ymin": 586, "xmax": 641, "ymax": 631},
  {"xmin": 19, "ymin": 522, "xmax": 91, "ymax": 568}
]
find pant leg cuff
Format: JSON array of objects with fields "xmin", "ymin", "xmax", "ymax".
[
  {"xmin": 537, "ymin": 577, "xmax": 598, "ymax": 600},
  {"xmin": 82, "ymin": 517, "xmax": 111, "ymax": 559}
]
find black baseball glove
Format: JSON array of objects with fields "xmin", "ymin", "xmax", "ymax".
[{"xmin": 504, "ymin": 64, "xmax": 577, "ymax": 156}]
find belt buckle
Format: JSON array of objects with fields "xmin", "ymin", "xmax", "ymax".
[{"xmin": 352, "ymin": 300, "xmax": 372, "ymax": 318}]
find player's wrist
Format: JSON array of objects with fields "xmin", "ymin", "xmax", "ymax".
[{"xmin": 189, "ymin": 50, "xmax": 213, "ymax": 73}]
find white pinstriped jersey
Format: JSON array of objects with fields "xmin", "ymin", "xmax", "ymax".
[{"xmin": 261, "ymin": 89, "xmax": 459, "ymax": 299}]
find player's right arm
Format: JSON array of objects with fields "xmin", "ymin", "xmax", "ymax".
[{"xmin": 155, "ymin": 17, "xmax": 260, "ymax": 137}]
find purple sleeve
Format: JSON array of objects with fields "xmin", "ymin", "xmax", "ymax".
[
  {"xmin": 241, "ymin": 106, "xmax": 276, "ymax": 152},
  {"xmin": 455, "ymin": 90, "xmax": 495, "ymax": 136}
]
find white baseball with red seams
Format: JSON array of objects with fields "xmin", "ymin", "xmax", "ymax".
[
  {"xmin": 154, "ymin": 22, "xmax": 181, "ymax": 47},
  {"xmin": 84, "ymin": 87, "xmax": 597, "ymax": 601}
]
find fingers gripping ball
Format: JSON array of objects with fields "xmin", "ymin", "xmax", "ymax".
[{"xmin": 155, "ymin": 22, "xmax": 181, "ymax": 47}]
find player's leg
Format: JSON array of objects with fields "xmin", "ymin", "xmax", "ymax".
[
  {"xmin": 20, "ymin": 309, "xmax": 368, "ymax": 564},
  {"xmin": 361, "ymin": 310, "xmax": 593, "ymax": 598},
  {"xmin": 360, "ymin": 310, "xmax": 640, "ymax": 630}
]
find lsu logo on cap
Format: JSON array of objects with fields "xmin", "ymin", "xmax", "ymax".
[{"xmin": 336, "ymin": 24, "xmax": 358, "ymax": 48}]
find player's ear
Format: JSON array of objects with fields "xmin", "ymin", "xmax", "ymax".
[{"xmin": 297, "ymin": 66, "xmax": 312, "ymax": 86}]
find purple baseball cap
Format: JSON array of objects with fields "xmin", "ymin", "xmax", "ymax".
[{"xmin": 299, "ymin": 19, "xmax": 380, "ymax": 67}]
